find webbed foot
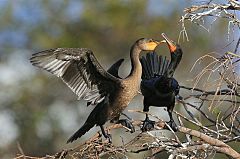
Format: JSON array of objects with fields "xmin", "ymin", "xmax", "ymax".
[
  {"xmin": 141, "ymin": 117, "xmax": 155, "ymax": 132},
  {"xmin": 117, "ymin": 119, "xmax": 135, "ymax": 133},
  {"xmin": 100, "ymin": 125, "xmax": 112, "ymax": 143}
]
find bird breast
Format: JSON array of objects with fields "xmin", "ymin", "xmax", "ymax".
[{"xmin": 109, "ymin": 80, "xmax": 139, "ymax": 119}]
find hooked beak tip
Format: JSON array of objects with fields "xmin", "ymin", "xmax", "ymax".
[
  {"xmin": 160, "ymin": 40, "xmax": 166, "ymax": 43},
  {"xmin": 161, "ymin": 33, "xmax": 177, "ymax": 52}
]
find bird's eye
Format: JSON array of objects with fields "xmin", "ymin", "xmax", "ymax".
[{"xmin": 149, "ymin": 39, "xmax": 153, "ymax": 42}]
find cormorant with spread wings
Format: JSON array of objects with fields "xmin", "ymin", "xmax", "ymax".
[{"xmin": 30, "ymin": 38, "xmax": 162, "ymax": 143}]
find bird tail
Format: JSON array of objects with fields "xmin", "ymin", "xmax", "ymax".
[
  {"xmin": 67, "ymin": 97, "xmax": 108, "ymax": 143},
  {"xmin": 67, "ymin": 121, "xmax": 95, "ymax": 143},
  {"xmin": 140, "ymin": 52, "xmax": 169, "ymax": 80}
]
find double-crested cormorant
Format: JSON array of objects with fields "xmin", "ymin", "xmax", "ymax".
[
  {"xmin": 30, "ymin": 38, "xmax": 161, "ymax": 143},
  {"xmin": 140, "ymin": 33, "xmax": 183, "ymax": 131}
]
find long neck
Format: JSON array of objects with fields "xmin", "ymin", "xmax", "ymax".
[
  {"xmin": 165, "ymin": 52, "xmax": 182, "ymax": 78},
  {"xmin": 127, "ymin": 45, "xmax": 142, "ymax": 79}
]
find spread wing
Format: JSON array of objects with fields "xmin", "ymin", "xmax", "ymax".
[
  {"xmin": 86, "ymin": 58, "xmax": 124, "ymax": 106},
  {"xmin": 30, "ymin": 48, "xmax": 120, "ymax": 105}
]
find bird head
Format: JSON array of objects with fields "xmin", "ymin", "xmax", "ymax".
[
  {"xmin": 161, "ymin": 33, "xmax": 183, "ymax": 78},
  {"xmin": 136, "ymin": 38, "xmax": 163, "ymax": 51}
]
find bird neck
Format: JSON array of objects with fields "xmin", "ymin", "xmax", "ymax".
[
  {"xmin": 127, "ymin": 45, "xmax": 142, "ymax": 79},
  {"xmin": 165, "ymin": 52, "xmax": 182, "ymax": 78}
]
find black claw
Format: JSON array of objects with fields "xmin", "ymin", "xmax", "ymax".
[
  {"xmin": 141, "ymin": 117, "xmax": 155, "ymax": 132},
  {"xmin": 121, "ymin": 112, "xmax": 132, "ymax": 120},
  {"xmin": 104, "ymin": 133, "xmax": 112, "ymax": 143},
  {"xmin": 100, "ymin": 125, "xmax": 112, "ymax": 143},
  {"xmin": 117, "ymin": 119, "xmax": 135, "ymax": 133}
]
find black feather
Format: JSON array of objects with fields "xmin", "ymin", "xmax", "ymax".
[{"xmin": 140, "ymin": 52, "xmax": 169, "ymax": 79}]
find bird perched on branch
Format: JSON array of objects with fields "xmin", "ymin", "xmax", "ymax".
[
  {"xmin": 30, "ymin": 38, "xmax": 161, "ymax": 143},
  {"xmin": 140, "ymin": 33, "xmax": 183, "ymax": 132}
]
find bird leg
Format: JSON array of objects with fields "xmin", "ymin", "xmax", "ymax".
[
  {"xmin": 100, "ymin": 125, "xmax": 112, "ymax": 143},
  {"xmin": 141, "ymin": 103, "xmax": 155, "ymax": 132},
  {"xmin": 116, "ymin": 119, "xmax": 135, "ymax": 133},
  {"xmin": 166, "ymin": 106, "xmax": 178, "ymax": 132},
  {"xmin": 111, "ymin": 114, "xmax": 135, "ymax": 133},
  {"xmin": 141, "ymin": 113, "xmax": 155, "ymax": 132}
]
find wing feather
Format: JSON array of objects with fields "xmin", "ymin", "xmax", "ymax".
[
  {"xmin": 141, "ymin": 52, "xmax": 170, "ymax": 79},
  {"xmin": 30, "ymin": 48, "xmax": 120, "ymax": 105}
]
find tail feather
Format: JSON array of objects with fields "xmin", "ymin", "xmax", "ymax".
[
  {"xmin": 157, "ymin": 55, "xmax": 163, "ymax": 75},
  {"xmin": 141, "ymin": 52, "xmax": 169, "ymax": 79},
  {"xmin": 165, "ymin": 59, "xmax": 170, "ymax": 75},
  {"xmin": 150, "ymin": 53, "xmax": 155, "ymax": 75},
  {"xmin": 153, "ymin": 52, "xmax": 159, "ymax": 75},
  {"xmin": 67, "ymin": 121, "xmax": 95, "ymax": 143},
  {"xmin": 145, "ymin": 53, "xmax": 153, "ymax": 77},
  {"xmin": 161, "ymin": 56, "xmax": 168, "ymax": 75},
  {"xmin": 67, "ymin": 96, "xmax": 109, "ymax": 143}
]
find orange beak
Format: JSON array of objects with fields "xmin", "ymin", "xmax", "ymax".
[{"xmin": 161, "ymin": 33, "xmax": 177, "ymax": 53}]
